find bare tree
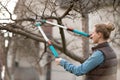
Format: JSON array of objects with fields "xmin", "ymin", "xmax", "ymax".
[{"xmin": 0, "ymin": 0, "xmax": 120, "ymax": 80}]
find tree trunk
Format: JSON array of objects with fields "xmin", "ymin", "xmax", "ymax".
[
  {"xmin": 11, "ymin": 37, "xmax": 18, "ymax": 80},
  {"xmin": 81, "ymin": 13, "xmax": 90, "ymax": 80},
  {"xmin": 46, "ymin": 54, "xmax": 51, "ymax": 80},
  {"xmin": 0, "ymin": 32, "xmax": 5, "ymax": 79},
  {"xmin": 81, "ymin": 13, "xmax": 90, "ymax": 59}
]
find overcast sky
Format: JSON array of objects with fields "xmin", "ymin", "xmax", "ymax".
[{"xmin": 0, "ymin": 0, "xmax": 18, "ymax": 23}]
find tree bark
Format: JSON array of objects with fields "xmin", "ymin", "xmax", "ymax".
[
  {"xmin": 81, "ymin": 13, "xmax": 90, "ymax": 59},
  {"xmin": 0, "ymin": 32, "xmax": 6, "ymax": 80},
  {"xmin": 81, "ymin": 13, "xmax": 89, "ymax": 80}
]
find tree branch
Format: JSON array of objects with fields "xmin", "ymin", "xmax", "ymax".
[
  {"xmin": 60, "ymin": 2, "xmax": 74, "ymax": 19},
  {"xmin": 0, "ymin": 24, "xmax": 85, "ymax": 63}
]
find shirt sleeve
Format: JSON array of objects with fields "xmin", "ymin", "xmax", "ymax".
[{"xmin": 60, "ymin": 50, "xmax": 104, "ymax": 76}]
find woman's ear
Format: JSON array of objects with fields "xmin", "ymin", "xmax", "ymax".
[{"xmin": 98, "ymin": 32, "xmax": 103, "ymax": 38}]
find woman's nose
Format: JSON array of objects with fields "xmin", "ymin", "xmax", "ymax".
[{"xmin": 89, "ymin": 34, "xmax": 93, "ymax": 39}]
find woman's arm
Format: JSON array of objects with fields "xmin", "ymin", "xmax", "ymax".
[{"xmin": 55, "ymin": 50, "xmax": 104, "ymax": 76}]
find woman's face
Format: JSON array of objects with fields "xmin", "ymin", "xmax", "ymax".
[{"xmin": 90, "ymin": 27, "xmax": 101, "ymax": 44}]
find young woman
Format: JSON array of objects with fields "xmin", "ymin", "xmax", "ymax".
[{"xmin": 55, "ymin": 23, "xmax": 117, "ymax": 80}]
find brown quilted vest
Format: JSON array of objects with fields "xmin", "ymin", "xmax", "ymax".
[{"xmin": 86, "ymin": 42, "xmax": 117, "ymax": 80}]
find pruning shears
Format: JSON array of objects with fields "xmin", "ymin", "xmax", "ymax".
[
  {"xmin": 40, "ymin": 19, "xmax": 90, "ymax": 37},
  {"xmin": 35, "ymin": 22, "xmax": 59, "ymax": 58},
  {"xmin": 35, "ymin": 20, "xmax": 90, "ymax": 58}
]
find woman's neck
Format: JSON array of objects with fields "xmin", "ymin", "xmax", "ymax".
[{"xmin": 98, "ymin": 39, "xmax": 107, "ymax": 44}]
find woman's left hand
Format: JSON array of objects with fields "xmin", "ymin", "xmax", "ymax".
[{"xmin": 55, "ymin": 58, "xmax": 62, "ymax": 65}]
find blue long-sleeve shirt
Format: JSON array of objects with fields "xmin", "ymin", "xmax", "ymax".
[{"xmin": 60, "ymin": 50, "xmax": 104, "ymax": 76}]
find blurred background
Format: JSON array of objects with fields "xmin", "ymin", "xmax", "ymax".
[{"xmin": 0, "ymin": 0, "xmax": 120, "ymax": 80}]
